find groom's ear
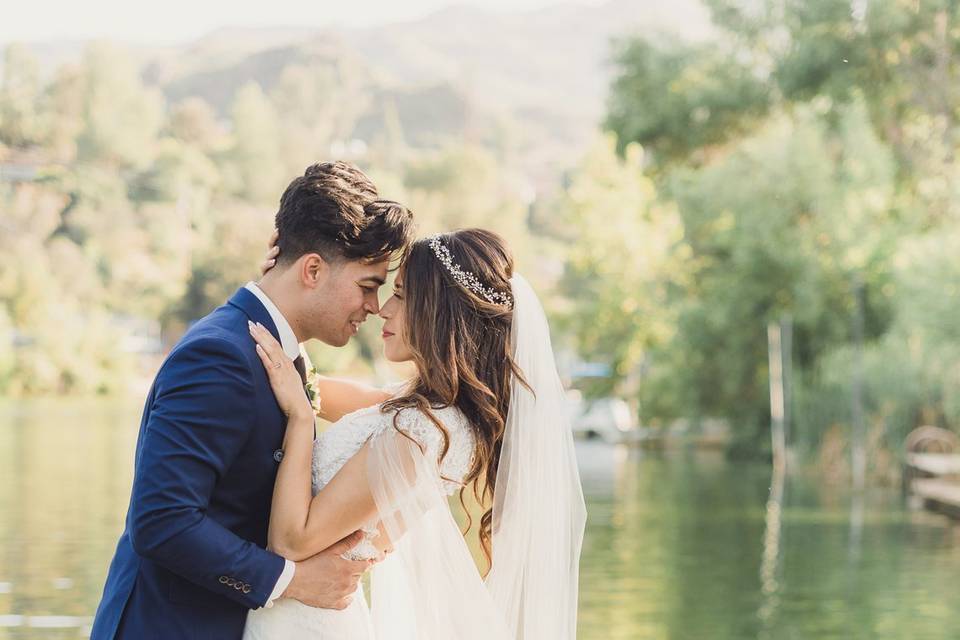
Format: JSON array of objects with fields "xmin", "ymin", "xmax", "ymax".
[{"xmin": 299, "ymin": 253, "xmax": 331, "ymax": 288}]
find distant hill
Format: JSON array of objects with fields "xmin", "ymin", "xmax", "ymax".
[{"xmin": 9, "ymin": 0, "xmax": 714, "ymax": 188}]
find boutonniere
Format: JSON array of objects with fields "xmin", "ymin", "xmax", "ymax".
[{"xmin": 304, "ymin": 366, "xmax": 322, "ymax": 417}]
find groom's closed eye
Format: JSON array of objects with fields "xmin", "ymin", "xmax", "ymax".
[{"xmin": 357, "ymin": 277, "xmax": 386, "ymax": 291}]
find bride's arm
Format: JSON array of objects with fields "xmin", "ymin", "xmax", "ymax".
[
  {"xmin": 250, "ymin": 322, "xmax": 393, "ymax": 561},
  {"xmin": 270, "ymin": 428, "xmax": 392, "ymax": 561}
]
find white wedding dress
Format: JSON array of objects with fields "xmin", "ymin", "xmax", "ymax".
[
  {"xmin": 245, "ymin": 274, "xmax": 586, "ymax": 640},
  {"xmin": 243, "ymin": 402, "xmax": 476, "ymax": 639}
]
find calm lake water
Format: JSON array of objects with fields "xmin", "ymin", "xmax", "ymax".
[{"xmin": 1, "ymin": 398, "xmax": 959, "ymax": 639}]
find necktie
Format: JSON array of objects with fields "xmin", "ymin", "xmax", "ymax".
[
  {"xmin": 293, "ymin": 355, "xmax": 307, "ymax": 386},
  {"xmin": 291, "ymin": 354, "xmax": 316, "ymax": 439}
]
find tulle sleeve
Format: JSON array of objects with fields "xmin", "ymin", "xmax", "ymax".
[{"xmin": 365, "ymin": 425, "xmax": 512, "ymax": 639}]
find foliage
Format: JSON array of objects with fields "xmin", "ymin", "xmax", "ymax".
[
  {"xmin": 578, "ymin": 0, "xmax": 960, "ymax": 458},
  {"xmin": 0, "ymin": 43, "xmax": 532, "ymax": 394}
]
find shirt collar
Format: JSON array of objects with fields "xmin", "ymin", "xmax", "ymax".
[{"xmin": 244, "ymin": 282, "xmax": 301, "ymax": 360}]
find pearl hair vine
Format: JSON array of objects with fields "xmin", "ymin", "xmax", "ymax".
[{"xmin": 427, "ymin": 234, "xmax": 513, "ymax": 309}]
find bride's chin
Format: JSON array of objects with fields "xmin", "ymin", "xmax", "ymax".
[{"xmin": 382, "ymin": 348, "xmax": 410, "ymax": 364}]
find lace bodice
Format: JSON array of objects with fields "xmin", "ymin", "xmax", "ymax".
[{"xmin": 311, "ymin": 402, "xmax": 475, "ymax": 559}]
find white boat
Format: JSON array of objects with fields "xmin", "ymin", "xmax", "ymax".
[{"xmin": 566, "ymin": 390, "xmax": 637, "ymax": 444}]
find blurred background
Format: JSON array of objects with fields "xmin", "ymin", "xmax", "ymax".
[{"xmin": 3, "ymin": 0, "xmax": 960, "ymax": 638}]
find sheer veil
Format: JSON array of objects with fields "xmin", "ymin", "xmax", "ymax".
[
  {"xmin": 486, "ymin": 273, "xmax": 587, "ymax": 637},
  {"xmin": 366, "ymin": 273, "xmax": 587, "ymax": 639}
]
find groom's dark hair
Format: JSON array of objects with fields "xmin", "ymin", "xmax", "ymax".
[{"xmin": 274, "ymin": 161, "xmax": 414, "ymax": 265}]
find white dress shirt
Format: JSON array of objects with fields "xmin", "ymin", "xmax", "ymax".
[{"xmin": 244, "ymin": 281, "xmax": 298, "ymax": 607}]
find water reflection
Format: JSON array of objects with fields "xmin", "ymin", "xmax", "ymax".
[
  {"xmin": 0, "ymin": 400, "xmax": 140, "ymax": 639},
  {"xmin": 1, "ymin": 400, "xmax": 960, "ymax": 639},
  {"xmin": 757, "ymin": 464, "xmax": 784, "ymax": 638},
  {"xmin": 574, "ymin": 441, "xmax": 960, "ymax": 640}
]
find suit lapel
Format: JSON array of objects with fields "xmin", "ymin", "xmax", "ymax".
[
  {"xmin": 227, "ymin": 287, "xmax": 282, "ymax": 345},
  {"xmin": 228, "ymin": 287, "xmax": 316, "ymax": 438}
]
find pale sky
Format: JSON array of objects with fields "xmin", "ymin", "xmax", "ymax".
[{"xmin": 2, "ymin": 0, "xmax": 607, "ymax": 44}]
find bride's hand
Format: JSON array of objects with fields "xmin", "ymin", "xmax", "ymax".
[
  {"xmin": 260, "ymin": 230, "xmax": 280, "ymax": 276},
  {"xmin": 249, "ymin": 321, "xmax": 313, "ymax": 423}
]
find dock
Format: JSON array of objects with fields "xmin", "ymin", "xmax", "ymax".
[
  {"xmin": 905, "ymin": 452, "xmax": 960, "ymax": 477},
  {"xmin": 903, "ymin": 426, "xmax": 960, "ymax": 520},
  {"xmin": 912, "ymin": 478, "xmax": 960, "ymax": 519}
]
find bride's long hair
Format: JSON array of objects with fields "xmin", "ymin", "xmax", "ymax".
[{"xmin": 381, "ymin": 228, "xmax": 525, "ymax": 570}]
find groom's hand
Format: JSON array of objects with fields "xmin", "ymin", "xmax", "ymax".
[{"xmin": 280, "ymin": 530, "xmax": 377, "ymax": 609}]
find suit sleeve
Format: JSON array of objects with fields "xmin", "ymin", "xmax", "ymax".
[{"xmin": 127, "ymin": 336, "xmax": 286, "ymax": 609}]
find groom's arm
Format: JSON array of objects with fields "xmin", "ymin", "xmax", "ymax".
[
  {"xmin": 312, "ymin": 375, "xmax": 392, "ymax": 423},
  {"xmin": 128, "ymin": 335, "xmax": 285, "ymax": 609}
]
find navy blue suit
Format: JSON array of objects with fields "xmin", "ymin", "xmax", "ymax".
[{"xmin": 92, "ymin": 287, "xmax": 290, "ymax": 639}]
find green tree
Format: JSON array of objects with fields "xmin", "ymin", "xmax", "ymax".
[
  {"xmin": 650, "ymin": 105, "xmax": 895, "ymax": 451},
  {"xmin": 402, "ymin": 144, "xmax": 532, "ymax": 245},
  {"xmin": 75, "ymin": 43, "xmax": 164, "ymax": 168},
  {"xmin": 225, "ymin": 82, "xmax": 284, "ymax": 203},
  {"xmin": 706, "ymin": 0, "xmax": 960, "ymax": 218},
  {"xmin": 605, "ymin": 37, "xmax": 771, "ymax": 168},
  {"xmin": 41, "ymin": 64, "xmax": 86, "ymax": 162},
  {"xmin": 167, "ymin": 97, "xmax": 226, "ymax": 153},
  {"xmin": 556, "ymin": 135, "xmax": 685, "ymax": 399},
  {"xmin": 0, "ymin": 44, "xmax": 45, "ymax": 147}
]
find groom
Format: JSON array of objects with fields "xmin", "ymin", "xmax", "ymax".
[{"xmin": 91, "ymin": 161, "xmax": 414, "ymax": 639}]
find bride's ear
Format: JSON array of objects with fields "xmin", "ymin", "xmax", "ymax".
[{"xmin": 300, "ymin": 253, "xmax": 330, "ymax": 288}]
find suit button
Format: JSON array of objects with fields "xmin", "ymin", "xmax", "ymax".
[
  {"xmin": 226, "ymin": 578, "xmax": 236, "ymax": 586},
  {"xmin": 234, "ymin": 582, "xmax": 243, "ymax": 590},
  {"xmin": 273, "ymin": 449, "xmax": 284, "ymax": 462},
  {"xmin": 218, "ymin": 576, "xmax": 228, "ymax": 584},
  {"xmin": 242, "ymin": 585, "xmax": 252, "ymax": 594}
]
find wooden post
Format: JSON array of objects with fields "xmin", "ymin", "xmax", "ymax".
[
  {"xmin": 851, "ymin": 278, "xmax": 866, "ymax": 492},
  {"xmin": 768, "ymin": 322, "xmax": 787, "ymax": 473},
  {"xmin": 761, "ymin": 317, "xmax": 790, "ymax": 629}
]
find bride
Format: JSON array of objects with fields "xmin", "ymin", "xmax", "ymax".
[{"xmin": 243, "ymin": 228, "xmax": 586, "ymax": 639}]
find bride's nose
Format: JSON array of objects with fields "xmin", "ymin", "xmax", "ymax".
[{"xmin": 379, "ymin": 296, "xmax": 395, "ymax": 319}]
